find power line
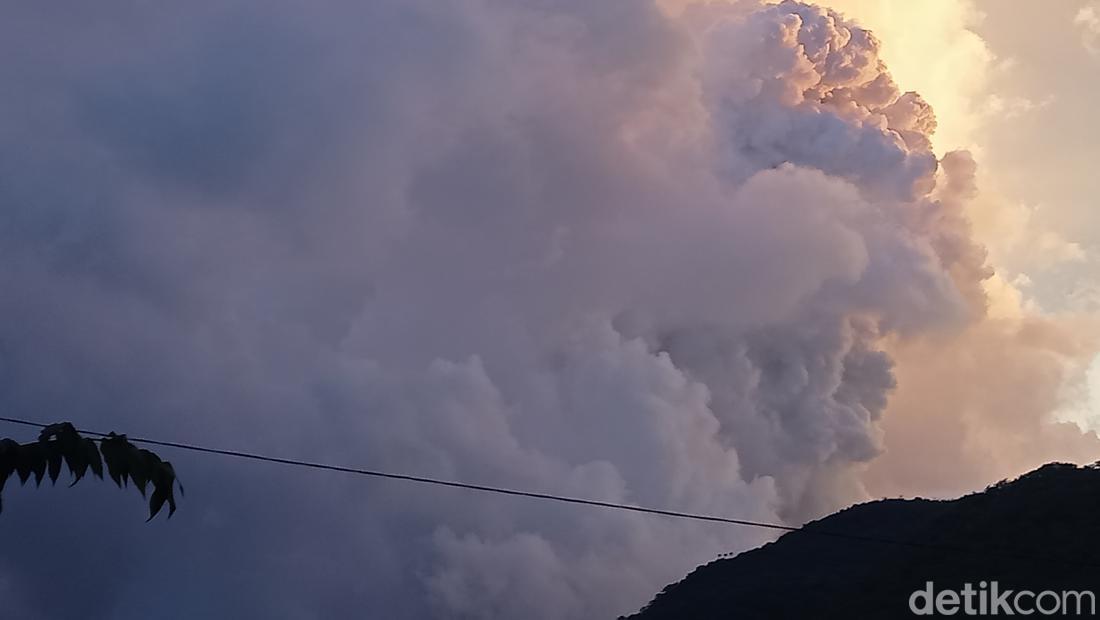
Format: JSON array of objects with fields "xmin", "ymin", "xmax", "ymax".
[
  {"xmin": 0, "ymin": 415, "xmax": 1095, "ymax": 568},
  {"xmin": 0, "ymin": 415, "xmax": 795, "ymax": 531}
]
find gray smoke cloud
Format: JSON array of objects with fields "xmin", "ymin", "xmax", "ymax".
[{"xmin": 0, "ymin": 1, "xmax": 996, "ymax": 618}]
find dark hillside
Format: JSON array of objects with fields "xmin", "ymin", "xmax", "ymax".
[{"xmin": 626, "ymin": 463, "xmax": 1100, "ymax": 619}]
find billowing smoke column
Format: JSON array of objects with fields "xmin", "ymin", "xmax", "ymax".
[{"xmin": 0, "ymin": 0, "xmax": 1030, "ymax": 618}]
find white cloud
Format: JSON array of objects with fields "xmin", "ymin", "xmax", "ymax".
[{"xmin": 1077, "ymin": 2, "xmax": 1100, "ymax": 56}]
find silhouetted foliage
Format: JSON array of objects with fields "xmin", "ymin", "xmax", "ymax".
[
  {"xmin": 625, "ymin": 462, "xmax": 1100, "ymax": 620},
  {"xmin": 0, "ymin": 422, "xmax": 182, "ymax": 520}
]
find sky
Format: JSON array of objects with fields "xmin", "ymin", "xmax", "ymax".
[
  {"xmin": 0, "ymin": 1, "xmax": 1098, "ymax": 618},
  {"xmin": 816, "ymin": 0, "xmax": 1100, "ymax": 497}
]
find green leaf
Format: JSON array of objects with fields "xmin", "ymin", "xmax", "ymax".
[
  {"xmin": 29, "ymin": 444, "xmax": 47, "ymax": 487},
  {"xmin": 0, "ymin": 424, "xmax": 182, "ymax": 520},
  {"xmin": 128, "ymin": 448, "xmax": 159, "ymax": 497},
  {"xmin": 147, "ymin": 487, "xmax": 168, "ymax": 521},
  {"xmin": 15, "ymin": 445, "xmax": 35, "ymax": 485},
  {"xmin": 46, "ymin": 447, "xmax": 62, "ymax": 485},
  {"xmin": 0, "ymin": 439, "xmax": 17, "ymax": 483},
  {"xmin": 38, "ymin": 422, "xmax": 78, "ymax": 446},
  {"xmin": 0, "ymin": 462, "xmax": 11, "ymax": 497},
  {"xmin": 65, "ymin": 446, "xmax": 88, "ymax": 487},
  {"xmin": 0, "ymin": 438, "xmax": 17, "ymax": 456},
  {"xmin": 84, "ymin": 439, "xmax": 103, "ymax": 479},
  {"xmin": 0, "ymin": 440, "xmax": 15, "ymax": 515},
  {"xmin": 161, "ymin": 461, "xmax": 178, "ymax": 516},
  {"xmin": 100, "ymin": 434, "xmax": 130, "ymax": 488},
  {"xmin": 145, "ymin": 460, "xmax": 179, "ymax": 520}
]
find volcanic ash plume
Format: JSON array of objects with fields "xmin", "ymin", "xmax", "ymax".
[{"xmin": 1, "ymin": 1, "xmax": 1093, "ymax": 618}]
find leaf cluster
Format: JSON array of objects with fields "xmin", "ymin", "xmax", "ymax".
[{"xmin": 0, "ymin": 422, "xmax": 182, "ymax": 520}]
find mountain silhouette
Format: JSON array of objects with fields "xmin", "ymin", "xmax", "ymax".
[{"xmin": 624, "ymin": 463, "xmax": 1100, "ymax": 619}]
